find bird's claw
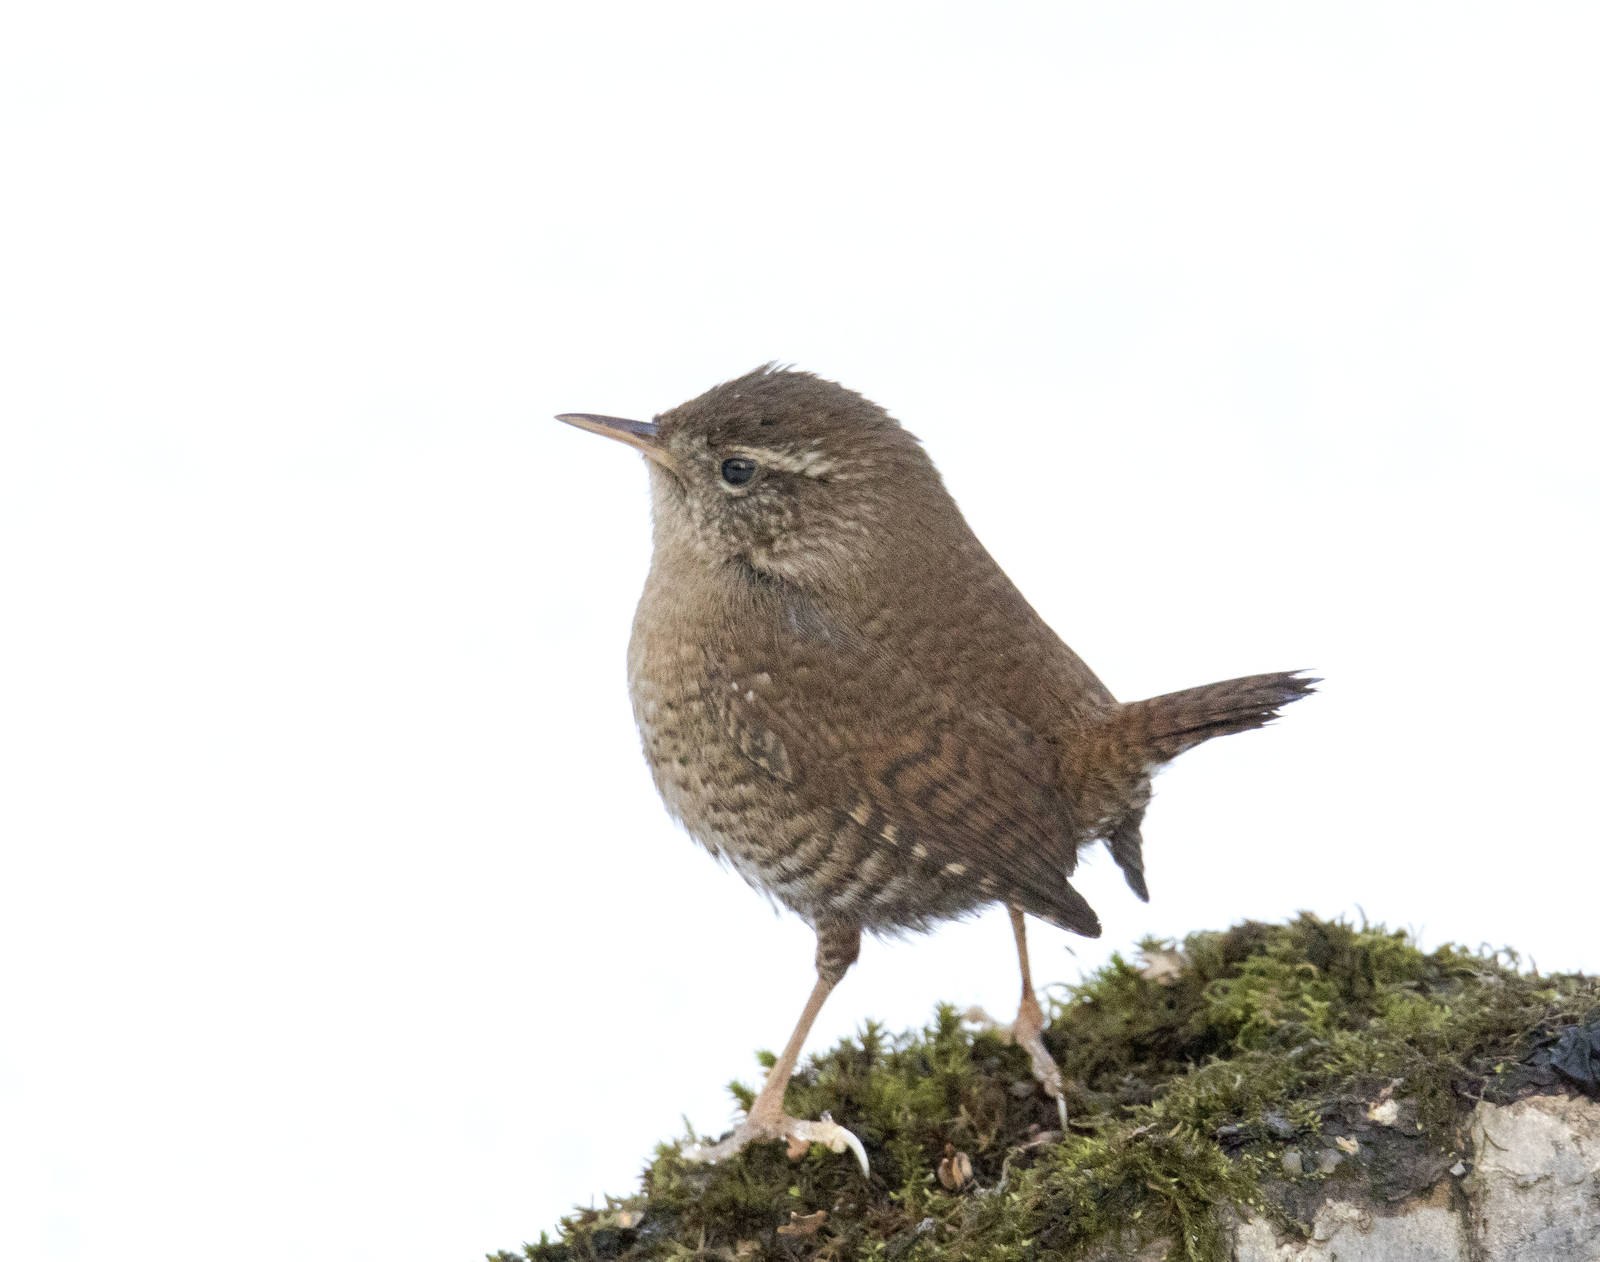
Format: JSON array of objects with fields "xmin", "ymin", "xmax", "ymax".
[
  {"xmin": 682, "ymin": 1110, "xmax": 870, "ymax": 1176},
  {"xmin": 787, "ymin": 1112, "xmax": 870, "ymax": 1175},
  {"xmin": 964, "ymin": 1003, "xmax": 1070, "ymax": 1131}
]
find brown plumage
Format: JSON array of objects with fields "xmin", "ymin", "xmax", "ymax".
[{"xmin": 557, "ymin": 365, "xmax": 1312, "ymax": 1171}]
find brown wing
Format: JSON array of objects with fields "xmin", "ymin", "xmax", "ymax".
[{"xmin": 705, "ymin": 587, "xmax": 1100, "ymax": 936}]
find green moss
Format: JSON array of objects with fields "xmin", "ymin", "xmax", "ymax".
[{"xmin": 503, "ymin": 916, "xmax": 1599, "ymax": 1262}]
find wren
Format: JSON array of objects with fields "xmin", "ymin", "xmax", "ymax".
[{"xmin": 556, "ymin": 365, "xmax": 1312, "ymax": 1172}]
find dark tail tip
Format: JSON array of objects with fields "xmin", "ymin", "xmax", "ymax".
[{"xmin": 1273, "ymin": 670, "xmax": 1320, "ymax": 709}]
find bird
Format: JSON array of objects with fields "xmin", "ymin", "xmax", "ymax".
[{"xmin": 555, "ymin": 364, "xmax": 1312, "ymax": 1173}]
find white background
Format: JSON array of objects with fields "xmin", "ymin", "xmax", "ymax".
[{"xmin": 3, "ymin": 4, "xmax": 1596, "ymax": 1260}]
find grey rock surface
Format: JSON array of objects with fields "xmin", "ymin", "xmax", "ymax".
[
  {"xmin": 1467, "ymin": 1094, "xmax": 1600, "ymax": 1262},
  {"xmin": 1228, "ymin": 1094, "xmax": 1600, "ymax": 1262},
  {"xmin": 1234, "ymin": 1186, "xmax": 1466, "ymax": 1261}
]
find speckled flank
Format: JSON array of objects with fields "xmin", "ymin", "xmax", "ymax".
[{"xmin": 630, "ymin": 638, "xmax": 1010, "ymax": 933}]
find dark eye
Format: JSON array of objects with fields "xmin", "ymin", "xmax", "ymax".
[{"xmin": 720, "ymin": 457, "xmax": 758, "ymax": 486}]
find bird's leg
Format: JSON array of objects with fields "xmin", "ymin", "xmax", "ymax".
[
  {"xmin": 682, "ymin": 924, "xmax": 868, "ymax": 1174},
  {"xmin": 1006, "ymin": 906, "xmax": 1070, "ymax": 1130},
  {"xmin": 964, "ymin": 906, "xmax": 1069, "ymax": 1130}
]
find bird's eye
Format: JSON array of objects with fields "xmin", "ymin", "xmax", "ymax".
[{"xmin": 720, "ymin": 457, "xmax": 758, "ymax": 486}]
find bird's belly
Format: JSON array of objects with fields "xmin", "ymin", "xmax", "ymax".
[{"xmin": 629, "ymin": 665, "xmax": 990, "ymax": 932}]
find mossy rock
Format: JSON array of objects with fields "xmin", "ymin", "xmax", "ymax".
[{"xmin": 501, "ymin": 915, "xmax": 1599, "ymax": 1262}]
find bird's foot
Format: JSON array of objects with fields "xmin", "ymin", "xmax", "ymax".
[
  {"xmin": 964, "ymin": 997, "xmax": 1069, "ymax": 1132},
  {"xmin": 683, "ymin": 1108, "xmax": 870, "ymax": 1175}
]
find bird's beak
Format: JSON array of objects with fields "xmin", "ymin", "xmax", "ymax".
[{"xmin": 555, "ymin": 413, "xmax": 679, "ymax": 473}]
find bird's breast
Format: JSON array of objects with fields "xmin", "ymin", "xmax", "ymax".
[
  {"xmin": 626, "ymin": 573, "xmax": 805, "ymax": 899},
  {"xmin": 624, "ymin": 569, "xmax": 994, "ymax": 932},
  {"xmin": 626, "ymin": 625, "xmax": 836, "ymax": 919}
]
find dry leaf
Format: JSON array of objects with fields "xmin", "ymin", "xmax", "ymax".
[
  {"xmin": 1137, "ymin": 948, "xmax": 1187, "ymax": 985},
  {"xmin": 936, "ymin": 1142, "xmax": 974, "ymax": 1191},
  {"xmin": 776, "ymin": 1209, "xmax": 828, "ymax": 1238}
]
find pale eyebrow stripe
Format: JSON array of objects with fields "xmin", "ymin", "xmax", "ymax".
[{"xmin": 736, "ymin": 446, "xmax": 838, "ymax": 477}]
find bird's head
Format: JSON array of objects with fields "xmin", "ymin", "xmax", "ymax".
[{"xmin": 557, "ymin": 365, "xmax": 946, "ymax": 591}]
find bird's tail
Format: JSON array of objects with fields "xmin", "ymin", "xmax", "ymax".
[
  {"xmin": 1079, "ymin": 671, "xmax": 1316, "ymax": 904},
  {"xmin": 1115, "ymin": 670, "xmax": 1317, "ymax": 765}
]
